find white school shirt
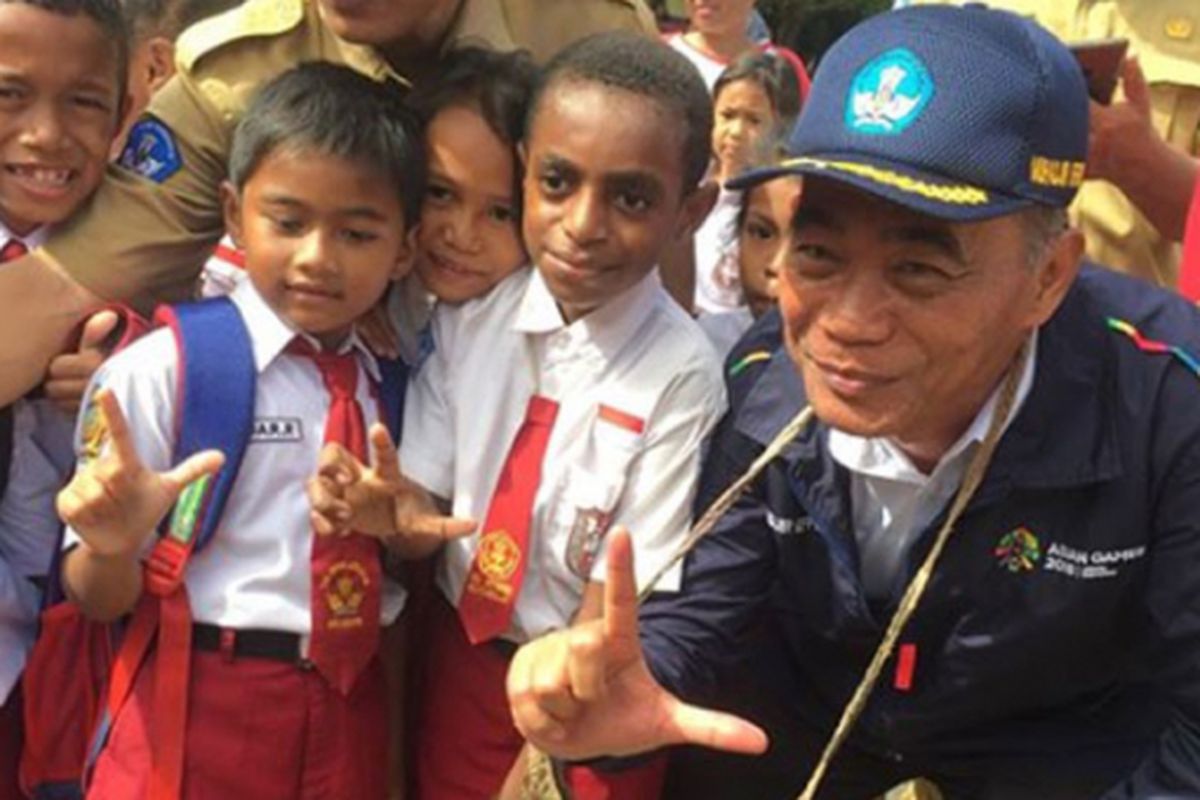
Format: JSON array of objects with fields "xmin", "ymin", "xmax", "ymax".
[
  {"xmin": 692, "ymin": 185, "xmax": 746, "ymax": 314},
  {"xmin": 0, "ymin": 224, "xmax": 76, "ymax": 700},
  {"xmin": 828, "ymin": 335, "xmax": 1038, "ymax": 600},
  {"xmin": 63, "ymin": 280, "xmax": 405, "ymax": 634},
  {"xmin": 402, "ymin": 268, "xmax": 726, "ymax": 643}
]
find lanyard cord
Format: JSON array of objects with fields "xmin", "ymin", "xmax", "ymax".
[{"xmin": 797, "ymin": 343, "xmax": 1028, "ymax": 800}]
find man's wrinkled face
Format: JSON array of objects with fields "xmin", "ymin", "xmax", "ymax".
[{"xmin": 776, "ymin": 177, "xmax": 1069, "ymax": 462}]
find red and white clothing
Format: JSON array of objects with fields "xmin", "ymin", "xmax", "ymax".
[
  {"xmin": 403, "ymin": 266, "xmax": 724, "ymax": 798},
  {"xmin": 64, "ymin": 279, "xmax": 405, "ymax": 632},
  {"xmin": 404, "ymin": 267, "xmax": 727, "ymax": 642},
  {"xmin": 62, "ymin": 280, "xmax": 400, "ymax": 799}
]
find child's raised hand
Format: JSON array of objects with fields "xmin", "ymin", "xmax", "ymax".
[
  {"xmin": 57, "ymin": 389, "xmax": 226, "ymax": 559},
  {"xmin": 308, "ymin": 423, "xmax": 476, "ymax": 557}
]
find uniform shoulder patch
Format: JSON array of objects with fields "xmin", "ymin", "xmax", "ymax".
[
  {"xmin": 118, "ymin": 118, "xmax": 183, "ymax": 184},
  {"xmin": 175, "ymin": 0, "xmax": 306, "ymax": 71}
]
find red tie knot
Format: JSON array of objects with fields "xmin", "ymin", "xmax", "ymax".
[{"xmin": 286, "ymin": 338, "xmax": 358, "ymax": 399}]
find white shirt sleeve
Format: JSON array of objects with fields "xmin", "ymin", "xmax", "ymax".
[{"xmin": 61, "ymin": 332, "xmax": 178, "ymax": 555}]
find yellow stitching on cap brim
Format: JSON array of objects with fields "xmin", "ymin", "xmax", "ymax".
[{"xmin": 781, "ymin": 157, "xmax": 990, "ymax": 205}]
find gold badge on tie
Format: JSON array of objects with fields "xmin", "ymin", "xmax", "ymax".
[
  {"xmin": 1164, "ymin": 16, "xmax": 1194, "ymax": 41},
  {"xmin": 322, "ymin": 560, "xmax": 369, "ymax": 629},
  {"xmin": 466, "ymin": 530, "xmax": 521, "ymax": 602}
]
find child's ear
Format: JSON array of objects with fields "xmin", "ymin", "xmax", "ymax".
[
  {"xmin": 392, "ymin": 224, "xmax": 419, "ymax": 280},
  {"xmin": 145, "ymin": 37, "xmax": 177, "ymax": 96},
  {"xmin": 674, "ymin": 179, "xmax": 720, "ymax": 242},
  {"xmin": 219, "ymin": 181, "xmax": 245, "ymax": 248}
]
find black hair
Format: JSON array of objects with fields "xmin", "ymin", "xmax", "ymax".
[
  {"xmin": 122, "ymin": 0, "xmax": 239, "ymax": 41},
  {"xmin": 407, "ymin": 47, "xmax": 538, "ymax": 220},
  {"xmin": 713, "ymin": 51, "xmax": 802, "ymax": 139},
  {"xmin": 229, "ymin": 62, "xmax": 425, "ymax": 229},
  {"xmin": 2, "ymin": 0, "xmax": 130, "ymax": 109},
  {"xmin": 528, "ymin": 30, "xmax": 713, "ymax": 193}
]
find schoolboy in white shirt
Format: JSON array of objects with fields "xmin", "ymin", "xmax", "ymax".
[
  {"xmin": 56, "ymin": 63, "xmax": 431, "ymax": 800},
  {"xmin": 311, "ymin": 31, "xmax": 727, "ymax": 800}
]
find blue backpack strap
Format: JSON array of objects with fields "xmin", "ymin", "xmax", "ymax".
[
  {"xmin": 376, "ymin": 355, "xmax": 408, "ymax": 443},
  {"xmin": 145, "ymin": 298, "xmax": 256, "ymax": 587}
]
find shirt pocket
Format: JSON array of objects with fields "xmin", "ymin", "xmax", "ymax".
[{"xmin": 557, "ymin": 404, "xmax": 646, "ymax": 582}]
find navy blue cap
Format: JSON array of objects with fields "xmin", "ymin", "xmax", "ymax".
[{"xmin": 727, "ymin": 4, "xmax": 1090, "ymax": 221}]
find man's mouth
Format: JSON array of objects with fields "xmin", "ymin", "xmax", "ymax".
[{"xmin": 808, "ymin": 354, "xmax": 897, "ymax": 396}]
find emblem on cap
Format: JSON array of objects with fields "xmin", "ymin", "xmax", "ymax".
[{"xmin": 845, "ymin": 47, "xmax": 933, "ymax": 135}]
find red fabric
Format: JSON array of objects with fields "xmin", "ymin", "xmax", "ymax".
[
  {"xmin": 417, "ymin": 598, "xmax": 664, "ymax": 800},
  {"xmin": 458, "ymin": 395, "xmax": 559, "ymax": 644},
  {"xmin": 87, "ymin": 649, "xmax": 387, "ymax": 800},
  {"xmin": 0, "ymin": 685, "xmax": 22, "ymax": 800},
  {"xmin": 20, "ymin": 602, "xmax": 115, "ymax": 796},
  {"xmin": 0, "ymin": 239, "xmax": 27, "ymax": 263},
  {"xmin": 417, "ymin": 598, "xmax": 519, "ymax": 799},
  {"xmin": 1179, "ymin": 174, "xmax": 1200, "ymax": 302},
  {"xmin": 291, "ymin": 342, "xmax": 381, "ymax": 695},
  {"xmin": 563, "ymin": 758, "xmax": 666, "ymax": 800}
]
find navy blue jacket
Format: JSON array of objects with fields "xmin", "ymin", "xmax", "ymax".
[{"xmin": 641, "ymin": 267, "xmax": 1200, "ymax": 796}]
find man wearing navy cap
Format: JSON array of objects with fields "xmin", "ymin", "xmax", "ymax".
[{"xmin": 506, "ymin": 5, "xmax": 1200, "ymax": 798}]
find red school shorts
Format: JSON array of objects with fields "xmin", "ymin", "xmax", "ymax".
[{"xmin": 87, "ymin": 643, "xmax": 387, "ymax": 800}]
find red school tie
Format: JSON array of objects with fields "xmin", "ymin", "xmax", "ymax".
[
  {"xmin": 290, "ymin": 339, "xmax": 382, "ymax": 694},
  {"xmin": 0, "ymin": 238, "xmax": 27, "ymax": 263},
  {"xmin": 458, "ymin": 395, "xmax": 559, "ymax": 644}
]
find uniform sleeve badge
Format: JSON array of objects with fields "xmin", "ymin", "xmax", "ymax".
[
  {"xmin": 79, "ymin": 392, "xmax": 110, "ymax": 465},
  {"xmin": 118, "ymin": 118, "xmax": 183, "ymax": 184}
]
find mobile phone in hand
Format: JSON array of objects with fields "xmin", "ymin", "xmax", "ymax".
[{"xmin": 1070, "ymin": 37, "xmax": 1129, "ymax": 105}]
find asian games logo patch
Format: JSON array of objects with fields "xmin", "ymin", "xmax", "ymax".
[
  {"xmin": 846, "ymin": 47, "xmax": 934, "ymax": 135},
  {"xmin": 118, "ymin": 118, "xmax": 183, "ymax": 183},
  {"xmin": 993, "ymin": 526, "xmax": 1042, "ymax": 573}
]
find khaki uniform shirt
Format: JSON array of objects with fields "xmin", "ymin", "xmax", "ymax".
[
  {"xmin": 908, "ymin": 0, "xmax": 1200, "ymax": 286},
  {"xmin": 44, "ymin": 0, "xmax": 657, "ymax": 312}
]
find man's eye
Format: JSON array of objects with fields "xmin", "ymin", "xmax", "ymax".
[
  {"xmin": 0, "ymin": 85, "xmax": 24, "ymax": 102},
  {"xmin": 892, "ymin": 260, "xmax": 955, "ymax": 290}
]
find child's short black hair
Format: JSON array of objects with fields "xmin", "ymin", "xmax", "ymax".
[
  {"xmin": 407, "ymin": 47, "xmax": 538, "ymax": 220},
  {"xmin": 2, "ymin": 0, "xmax": 129, "ymax": 106},
  {"xmin": 528, "ymin": 31, "xmax": 713, "ymax": 193},
  {"xmin": 714, "ymin": 51, "xmax": 802, "ymax": 135},
  {"xmin": 229, "ymin": 62, "xmax": 425, "ymax": 229},
  {"xmin": 123, "ymin": 0, "xmax": 238, "ymax": 41}
]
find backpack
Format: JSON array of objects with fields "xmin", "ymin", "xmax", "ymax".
[{"xmin": 20, "ymin": 297, "xmax": 406, "ymax": 800}]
